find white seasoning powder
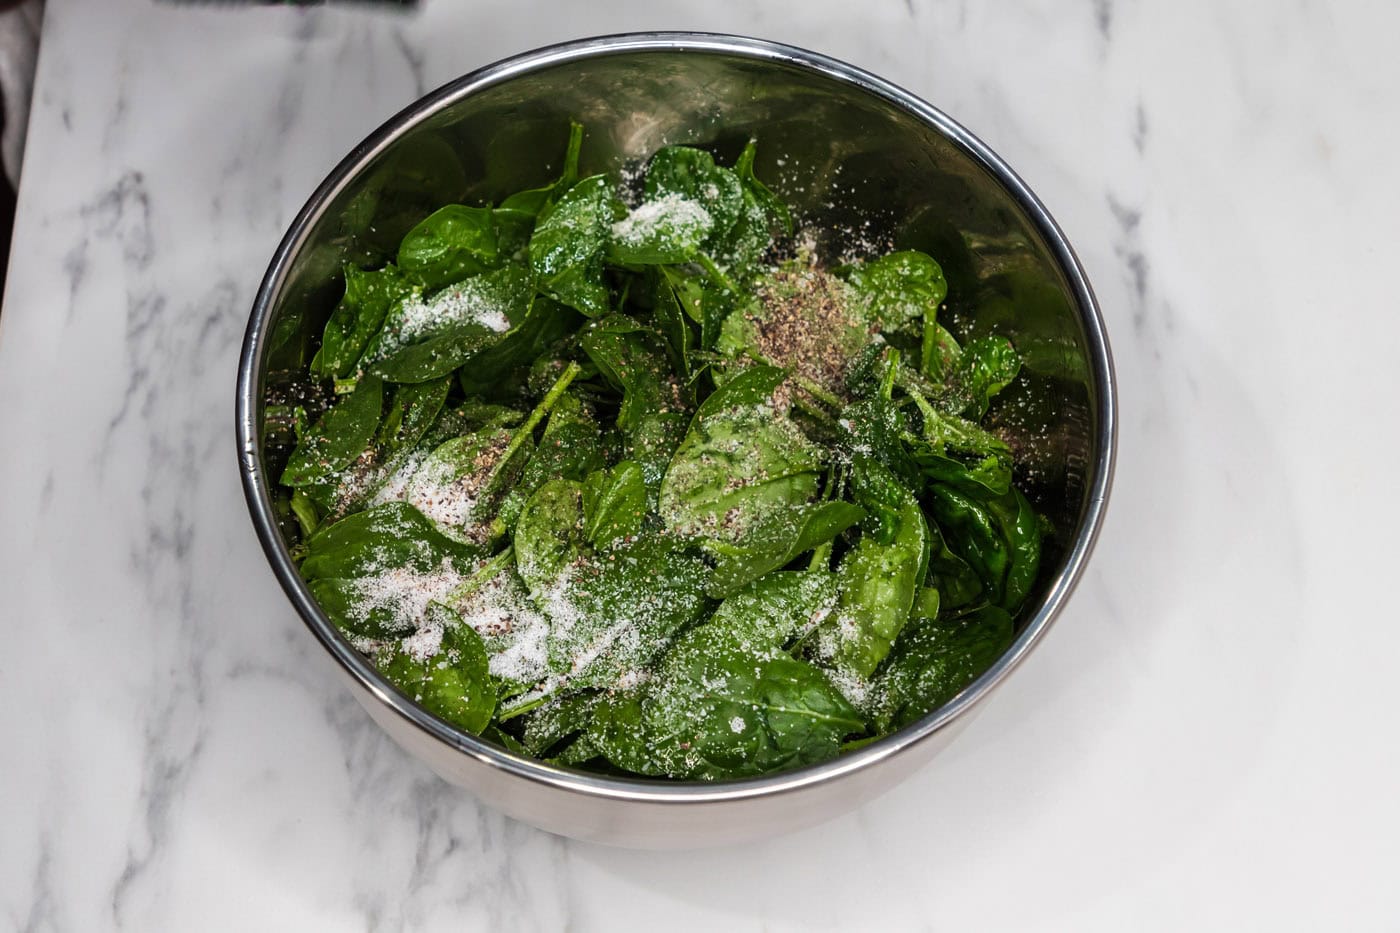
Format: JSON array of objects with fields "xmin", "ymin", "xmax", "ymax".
[
  {"xmin": 406, "ymin": 472, "xmax": 478, "ymax": 531},
  {"xmin": 611, "ymin": 193, "xmax": 712, "ymax": 246},
  {"xmin": 461, "ymin": 574, "xmax": 552, "ymax": 686},
  {"xmin": 367, "ymin": 448, "xmax": 428, "ymax": 509},
  {"xmin": 384, "ymin": 278, "xmax": 513, "ymax": 352},
  {"xmin": 348, "ymin": 558, "xmax": 468, "ymax": 634},
  {"xmin": 825, "ymin": 665, "xmax": 872, "ymax": 708},
  {"xmin": 400, "ymin": 622, "xmax": 444, "ymax": 663}
]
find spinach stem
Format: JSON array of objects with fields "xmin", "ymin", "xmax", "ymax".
[
  {"xmin": 793, "ymin": 375, "xmax": 843, "ymax": 410},
  {"xmin": 497, "ymin": 691, "xmax": 550, "ymax": 722},
  {"xmin": 696, "ymin": 253, "xmax": 740, "ymax": 296},
  {"xmin": 806, "ymin": 465, "xmax": 844, "ymax": 572},
  {"xmin": 791, "ymin": 393, "xmax": 837, "ymax": 428},
  {"xmin": 445, "ymin": 545, "xmax": 514, "ymax": 604},
  {"xmin": 920, "ymin": 308, "xmax": 937, "ymax": 378},
  {"xmin": 495, "ymin": 359, "xmax": 582, "ymax": 476},
  {"xmin": 879, "ymin": 348, "xmax": 901, "ymax": 401}
]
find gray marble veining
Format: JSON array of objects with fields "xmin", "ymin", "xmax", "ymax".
[{"xmin": 1, "ymin": 0, "xmax": 1397, "ymax": 929}]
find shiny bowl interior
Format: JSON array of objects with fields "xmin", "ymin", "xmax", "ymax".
[{"xmin": 236, "ymin": 33, "xmax": 1115, "ymax": 848}]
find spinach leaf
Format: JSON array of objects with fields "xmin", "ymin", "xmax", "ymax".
[
  {"xmin": 494, "ymin": 121, "xmax": 584, "ymax": 255},
  {"xmin": 493, "ymin": 392, "xmax": 608, "ymax": 533},
  {"xmin": 842, "ymin": 250, "xmax": 947, "ymax": 331},
  {"xmin": 422, "ymin": 399, "xmax": 524, "ymax": 445},
  {"xmin": 704, "ymin": 501, "xmax": 863, "ymax": 599},
  {"xmin": 984, "ymin": 486, "xmax": 1043, "ymax": 613},
  {"xmin": 521, "ymin": 689, "xmax": 600, "ymax": 757},
  {"xmin": 907, "ymin": 383, "xmax": 1013, "ymax": 461},
  {"xmin": 300, "ymin": 500, "xmax": 483, "ymax": 582},
  {"xmin": 299, "ymin": 501, "xmax": 485, "ymax": 638},
  {"xmin": 398, "ymin": 204, "xmax": 502, "ymax": 290},
  {"xmin": 565, "ymin": 537, "xmax": 712, "ymax": 664},
  {"xmin": 286, "ymin": 376, "xmax": 454, "ymax": 527},
  {"xmin": 643, "ymin": 147, "xmax": 746, "ymax": 256},
  {"xmin": 364, "ymin": 264, "xmax": 534, "ymax": 383},
  {"xmin": 659, "ymin": 376, "xmax": 825, "ymax": 543},
  {"xmin": 660, "ymin": 264, "xmax": 735, "ymax": 352},
  {"xmin": 926, "ymin": 518, "xmax": 986, "ymax": 611},
  {"xmin": 529, "ymin": 174, "xmax": 620, "ymax": 318},
  {"xmin": 289, "ymin": 489, "xmax": 320, "ymax": 538},
  {"xmin": 581, "ymin": 461, "xmax": 647, "ymax": 547},
  {"xmin": 607, "ymin": 195, "xmax": 715, "ymax": 266},
  {"xmin": 510, "ymin": 534, "xmax": 710, "ymax": 704},
  {"xmin": 869, "ymin": 606, "xmax": 1015, "ymax": 731},
  {"xmin": 692, "ymin": 362, "xmax": 786, "ymax": 418},
  {"xmin": 401, "ymin": 426, "xmax": 526, "ymax": 542},
  {"xmin": 513, "ymin": 478, "xmax": 584, "ymax": 598},
  {"xmin": 836, "ymin": 395, "xmax": 914, "ymax": 480},
  {"xmin": 457, "ymin": 296, "xmax": 582, "ymax": 399},
  {"xmin": 376, "ymin": 376, "xmax": 451, "ymax": 458},
  {"xmin": 825, "ymin": 460, "xmax": 931, "ymax": 677},
  {"xmin": 705, "ymin": 570, "xmax": 840, "ymax": 650},
  {"xmin": 908, "ymin": 447, "xmax": 1012, "ymax": 498},
  {"xmin": 922, "ymin": 319, "xmax": 962, "ymax": 381},
  {"xmin": 649, "ymin": 267, "xmax": 697, "ymax": 382},
  {"xmin": 579, "ymin": 314, "xmax": 689, "ymax": 490},
  {"xmin": 310, "ymin": 264, "xmax": 413, "ymax": 380},
  {"xmin": 381, "ymin": 604, "xmax": 496, "ymax": 734},
  {"xmin": 733, "ymin": 140, "xmax": 792, "ymax": 238},
  {"xmin": 944, "ymin": 335, "xmax": 1021, "ymax": 418},
  {"xmin": 926, "ymin": 485, "xmax": 1009, "ymax": 608},
  {"xmin": 280, "ymin": 374, "xmax": 383, "ymax": 487},
  {"xmin": 483, "ymin": 724, "xmax": 530, "ymax": 757},
  {"xmin": 928, "ymin": 479, "xmax": 1045, "ymax": 615},
  {"xmin": 594, "ymin": 618, "xmax": 862, "ymax": 780}
]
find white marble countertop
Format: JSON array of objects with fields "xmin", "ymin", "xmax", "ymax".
[{"xmin": 2, "ymin": 0, "xmax": 1397, "ymax": 929}]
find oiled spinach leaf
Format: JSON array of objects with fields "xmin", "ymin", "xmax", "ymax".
[
  {"xmin": 943, "ymin": 335, "xmax": 1021, "ymax": 419},
  {"xmin": 593, "ymin": 612, "xmax": 861, "ymax": 780},
  {"xmin": 924, "ymin": 484, "xmax": 1044, "ymax": 614},
  {"xmin": 300, "ymin": 501, "xmax": 480, "ymax": 580},
  {"xmin": 280, "ymin": 374, "xmax": 383, "ymax": 487},
  {"xmin": 273, "ymin": 130, "xmax": 1045, "ymax": 782},
  {"xmin": 842, "ymin": 250, "xmax": 947, "ymax": 331},
  {"xmin": 825, "ymin": 459, "xmax": 931, "ymax": 677},
  {"xmin": 457, "ymin": 296, "xmax": 581, "ymax": 399},
  {"xmin": 363, "ymin": 264, "xmax": 534, "ymax": 383},
  {"xmin": 868, "ymin": 606, "xmax": 1015, "ymax": 731},
  {"xmin": 530, "ymin": 174, "xmax": 620, "ymax": 318},
  {"xmin": 494, "ymin": 392, "xmax": 608, "ymax": 533},
  {"xmin": 514, "ymin": 478, "xmax": 584, "ymax": 598},
  {"xmin": 310, "ymin": 265, "xmax": 412, "ymax": 379},
  {"xmin": 581, "ymin": 460, "xmax": 647, "ymax": 546},
  {"xmin": 704, "ymin": 500, "xmax": 863, "ymax": 598},
  {"xmin": 660, "ymin": 367, "xmax": 825, "ymax": 541},
  {"xmin": 299, "ymin": 501, "xmax": 485, "ymax": 637},
  {"xmin": 381, "ymin": 603, "xmax": 496, "ymax": 734},
  {"xmin": 377, "ymin": 376, "xmax": 450, "ymax": 458},
  {"xmin": 580, "ymin": 314, "xmax": 689, "ymax": 490},
  {"xmin": 398, "ymin": 204, "xmax": 501, "ymax": 290}
]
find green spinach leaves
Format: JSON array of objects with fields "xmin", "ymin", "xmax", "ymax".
[{"xmin": 269, "ymin": 124, "xmax": 1045, "ymax": 780}]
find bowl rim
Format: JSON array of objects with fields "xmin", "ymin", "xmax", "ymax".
[{"xmin": 236, "ymin": 31, "xmax": 1116, "ymax": 805}]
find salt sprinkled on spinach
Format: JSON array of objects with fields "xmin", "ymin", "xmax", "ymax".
[{"xmin": 271, "ymin": 122, "xmax": 1043, "ymax": 780}]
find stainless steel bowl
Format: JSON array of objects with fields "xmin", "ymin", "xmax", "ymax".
[{"xmin": 236, "ymin": 33, "xmax": 1115, "ymax": 849}]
